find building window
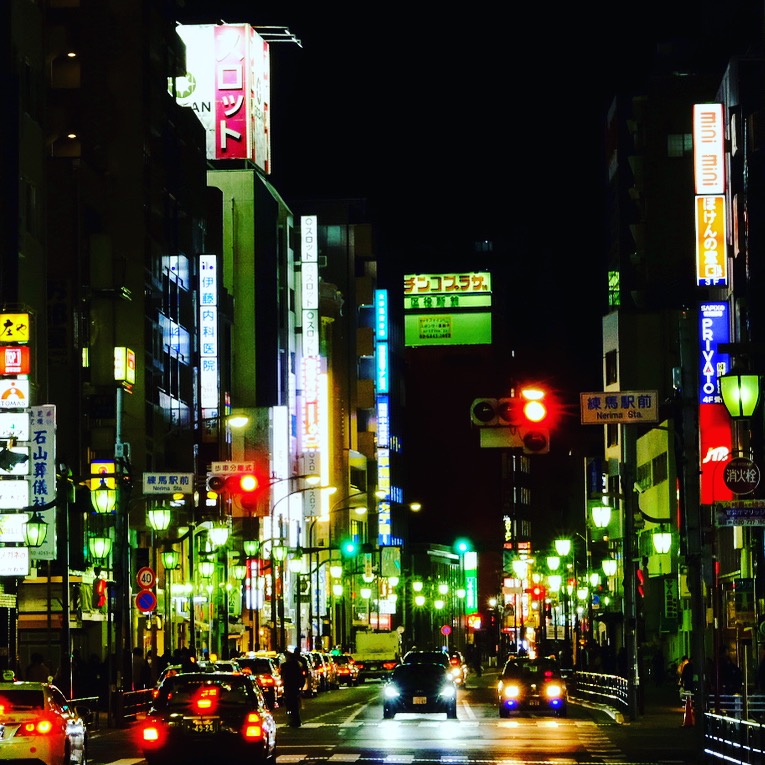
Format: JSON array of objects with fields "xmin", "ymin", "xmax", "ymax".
[{"xmin": 667, "ymin": 133, "xmax": 692, "ymax": 157}]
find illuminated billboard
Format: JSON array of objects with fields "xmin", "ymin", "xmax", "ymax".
[
  {"xmin": 174, "ymin": 24, "xmax": 271, "ymax": 171},
  {"xmin": 403, "ymin": 272, "xmax": 492, "ymax": 347},
  {"xmin": 695, "ymin": 195, "xmax": 727, "ymax": 287}
]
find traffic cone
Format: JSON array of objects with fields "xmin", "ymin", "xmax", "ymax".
[{"xmin": 682, "ymin": 694, "xmax": 695, "ymax": 727}]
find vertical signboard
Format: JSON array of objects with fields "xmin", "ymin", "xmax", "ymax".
[
  {"xmin": 199, "ymin": 254, "xmax": 220, "ymax": 438},
  {"xmin": 698, "ymin": 302, "xmax": 733, "ymax": 505},
  {"xmin": 29, "ymin": 405, "xmax": 57, "ymax": 562},
  {"xmin": 174, "ymin": 24, "xmax": 271, "ymax": 172}
]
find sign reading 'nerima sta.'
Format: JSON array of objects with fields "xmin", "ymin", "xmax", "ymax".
[{"xmin": 580, "ymin": 391, "xmax": 659, "ymax": 425}]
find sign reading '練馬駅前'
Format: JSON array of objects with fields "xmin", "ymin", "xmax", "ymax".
[{"xmin": 580, "ymin": 391, "xmax": 659, "ymax": 425}]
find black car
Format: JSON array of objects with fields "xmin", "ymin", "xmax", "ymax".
[
  {"xmin": 497, "ymin": 657, "xmax": 567, "ymax": 717},
  {"xmin": 236, "ymin": 656, "xmax": 284, "ymax": 709},
  {"xmin": 382, "ymin": 662, "xmax": 458, "ymax": 719},
  {"xmin": 139, "ymin": 672, "xmax": 277, "ymax": 765},
  {"xmin": 401, "ymin": 650, "xmax": 451, "ymax": 668}
]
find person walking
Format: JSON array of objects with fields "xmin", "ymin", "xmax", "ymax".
[
  {"xmin": 26, "ymin": 653, "xmax": 52, "ymax": 683},
  {"xmin": 280, "ymin": 649, "xmax": 307, "ymax": 727}
]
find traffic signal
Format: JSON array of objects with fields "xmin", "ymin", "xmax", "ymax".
[
  {"xmin": 93, "ymin": 577, "xmax": 107, "ymax": 610},
  {"xmin": 207, "ymin": 471, "xmax": 264, "ymax": 511},
  {"xmin": 470, "ymin": 398, "xmax": 498, "ymax": 426},
  {"xmin": 339, "ymin": 539, "xmax": 359, "ymax": 557},
  {"xmin": 636, "ymin": 565, "xmax": 647, "ymax": 599},
  {"xmin": 454, "ymin": 537, "xmax": 473, "ymax": 555},
  {"xmin": 516, "ymin": 386, "xmax": 552, "ymax": 454}
]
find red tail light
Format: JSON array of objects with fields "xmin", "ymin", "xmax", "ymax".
[
  {"xmin": 140, "ymin": 719, "xmax": 166, "ymax": 747},
  {"xmin": 14, "ymin": 715, "xmax": 58, "ymax": 736},
  {"xmin": 242, "ymin": 712, "xmax": 264, "ymax": 740},
  {"xmin": 382, "ymin": 661, "xmax": 398, "ymax": 671},
  {"xmin": 258, "ymin": 675, "xmax": 275, "ymax": 687},
  {"xmin": 193, "ymin": 686, "xmax": 220, "ymax": 714}
]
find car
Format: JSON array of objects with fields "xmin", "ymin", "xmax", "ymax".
[
  {"xmin": 447, "ymin": 651, "xmax": 469, "ymax": 685},
  {"xmin": 308, "ymin": 651, "xmax": 338, "ymax": 691},
  {"xmin": 382, "ymin": 662, "xmax": 458, "ymax": 719},
  {"xmin": 331, "ymin": 654, "xmax": 359, "ymax": 686},
  {"xmin": 497, "ymin": 656, "xmax": 567, "ymax": 717},
  {"xmin": 0, "ymin": 679, "xmax": 88, "ymax": 765},
  {"xmin": 401, "ymin": 650, "xmax": 451, "ymax": 669},
  {"xmin": 300, "ymin": 653, "xmax": 320, "ymax": 697},
  {"xmin": 236, "ymin": 656, "xmax": 284, "ymax": 709},
  {"xmin": 139, "ymin": 671, "xmax": 277, "ymax": 765}
]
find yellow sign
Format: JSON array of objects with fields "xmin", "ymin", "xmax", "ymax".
[
  {"xmin": 0, "ymin": 314, "xmax": 30, "ymax": 344},
  {"xmin": 90, "ymin": 461, "xmax": 116, "ymax": 490},
  {"xmin": 114, "ymin": 347, "xmax": 136, "ymax": 384}
]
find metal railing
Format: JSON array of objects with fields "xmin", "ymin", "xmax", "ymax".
[{"xmin": 566, "ymin": 671, "xmax": 765, "ymax": 765}]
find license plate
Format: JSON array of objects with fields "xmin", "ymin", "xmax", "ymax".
[
  {"xmin": 412, "ymin": 696, "xmax": 428, "ymax": 705},
  {"xmin": 527, "ymin": 699, "xmax": 540, "ymax": 707},
  {"xmin": 188, "ymin": 717, "xmax": 219, "ymax": 733}
]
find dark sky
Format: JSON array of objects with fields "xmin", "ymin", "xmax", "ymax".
[{"xmin": 175, "ymin": 2, "xmax": 752, "ymax": 547}]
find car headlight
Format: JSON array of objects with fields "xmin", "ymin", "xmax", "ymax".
[
  {"xmin": 440, "ymin": 684, "xmax": 456, "ymax": 698},
  {"xmin": 450, "ymin": 668, "xmax": 462, "ymax": 679},
  {"xmin": 502, "ymin": 684, "xmax": 521, "ymax": 699},
  {"xmin": 383, "ymin": 685, "xmax": 400, "ymax": 699},
  {"xmin": 544, "ymin": 683, "xmax": 564, "ymax": 699}
]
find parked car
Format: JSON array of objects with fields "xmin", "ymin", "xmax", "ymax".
[
  {"xmin": 300, "ymin": 653, "xmax": 320, "ymax": 697},
  {"xmin": 0, "ymin": 679, "xmax": 89, "ymax": 765},
  {"xmin": 331, "ymin": 654, "xmax": 360, "ymax": 686},
  {"xmin": 236, "ymin": 655, "xmax": 284, "ymax": 709},
  {"xmin": 309, "ymin": 651, "xmax": 338, "ymax": 691},
  {"xmin": 497, "ymin": 656, "xmax": 567, "ymax": 717},
  {"xmin": 139, "ymin": 671, "xmax": 277, "ymax": 765},
  {"xmin": 382, "ymin": 662, "xmax": 458, "ymax": 719}
]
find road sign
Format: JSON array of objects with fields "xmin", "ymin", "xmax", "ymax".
[
  {"xmin": 211, "ymin": 460, "xmax": 256, "ymax": 474},
  {"xmin": 142, "ymin": 472, "xmax": 195, "ymax": 494},
  {"xmin": 135, "ymin": 590, "xmax": 157, "ymax": 613},
  {"xmin": 136, "ymin": 567, "xmax": 156, "ymax": 590},
  {"xmin": 580, "ymin": 391, "xmax": 659, "ymax": 424},
  {"xmin": 723, "ymin": 457, "xmax": 760, "ymax": 494}
]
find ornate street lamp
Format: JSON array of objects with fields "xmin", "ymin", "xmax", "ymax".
[
  {"xmin": 591, "ymin": 505, "xmax": 612, "ymax": 529},
  {"xmin": 602, "ymin": 558, "xmax": 618, "ymax": 577},
  {"xmin": 147, "ymin": 506, "xmax": 172, "ymax": 532},
  {"xmin": 161, "ymin": 547, "xmax": 180, "ymax": 570},
  {"xmin": 198, "ymin": 558, "xmax": 215, "ymax": 578},
  {"xmin": 652, "ymin": 526, "xmax": 673, "ymax": 554},
  {"xmin": 90, "ymin": 477, "xmax": 117, "ymax": 515},
  {"xmin": 720, "ymin": 369, "xmax": 761, "ymax": 419},
  {"xmin": 24, "ymin": 511, "xmax": 48, "ymax": 548},
  {"xmin": 88, "ymin": 534, "xmax": 113, "ymax": 561}
]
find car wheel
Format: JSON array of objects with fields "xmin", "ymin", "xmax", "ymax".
[
  {"xmin": 499, "ymin": 706, "xmax": 510, "ymax": 719},
  {"xmin": 383, "ymin": 707, "xmax": 394, "ymax": 719},
  {"xmin": 556, "ymin": 707, "xmax": 567, "ymax": 718},
  {"xmin": 447, "ymin": 705, "xmax": 458, "ymax": 720}
]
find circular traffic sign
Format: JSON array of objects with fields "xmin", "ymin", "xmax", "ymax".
[
  {"xmin": 135, "ymin": 590, "xmax": 157, "ymax": 612},
  {"xmin": 723, "ymin": 457, "xmax": 760, "ymax": 494},
  {"xmin": 441, "ymin": 625, "xmax": 451, "ymax": 636},
  {"xmin": 136, "ymin": 566, "xmax": 156, "ymax": 590}
]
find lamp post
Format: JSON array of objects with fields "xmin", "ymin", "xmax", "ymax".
[{"xmin": 554, "ymin": 538, "xmax": 573, "ymax": 667}]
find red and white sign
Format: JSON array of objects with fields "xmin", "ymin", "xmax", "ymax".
[
  {"xmin": 0, "ymin": 346, "xmax": 30, "ymax": 375},
  {"xmin": 136, "ymin": 567, "xmax": 156, "ymax": 590},
  {"xmin": 174, "ymin": 24, "xmax": 271, "ymax": 172}
]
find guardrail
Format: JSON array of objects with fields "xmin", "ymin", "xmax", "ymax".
[
  {"xmin": 566, "ymin": 672, "xmax": 765, "ymax": 764},
  {"xmin": 69, "ymin": 695, "xmax": 102, "ymax": 730},
  {"xmin": 113, "ymin": 688, "xmax": 154, "ymax": 727}
]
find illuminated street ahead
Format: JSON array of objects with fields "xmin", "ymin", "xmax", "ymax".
[{"xmin": 86, "ymin": 670, "xmax": 700, "ymax": 765}]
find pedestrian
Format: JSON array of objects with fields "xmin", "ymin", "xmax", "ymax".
[
  {"xmin": 280, "ymin": 649, "xmax": 307, "ymax": 727},
  {"xmin": 719, "ymin": 647, "xmax": 743, "ymax": 695},
  {"xmin": 26, "ymin": 653, "xmax": 52, "ymax": 683},
  {"xmin": 680, "ymin": 656, "xmax": 695, "ymax": 704},
  {"xmin": 132, "ymin": 647, "xmax": 149, "ymax": 690}
]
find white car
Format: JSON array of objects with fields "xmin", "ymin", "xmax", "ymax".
[{"xmin": 0, "ymin": 679, "xmax": 88, "ymax": 764}]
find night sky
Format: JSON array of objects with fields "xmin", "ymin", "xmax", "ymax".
[{"xmin": 175, "ymin": 2, "xmax": 750, "ymax": 548}]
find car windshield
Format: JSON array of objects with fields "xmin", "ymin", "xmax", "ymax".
[
  {"xmin": 392, "ymin": 663, "xmax": 447, "ymax": 680},
  {"xmin": 0, "ymin": 689, "xmax": 46, "ymax": 709},
  {"xmin": 156, "ymin": 676, "xmax": 254, "ymax": 709},
  {"xmin": 502, "ymin": 659, "xmax": 560, "ymax": 679},
  {"xmin": 238, "ymin": 658, "xmax": 273, "ymax": 674},
  {"xmin": 403, "ymin": 651, "xmax": 449, "ymax": 666}
]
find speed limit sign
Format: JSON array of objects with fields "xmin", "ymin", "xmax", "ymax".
[{"xmin": 136, "ymin": 566, "xmax": 156, "ymax": 590}]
